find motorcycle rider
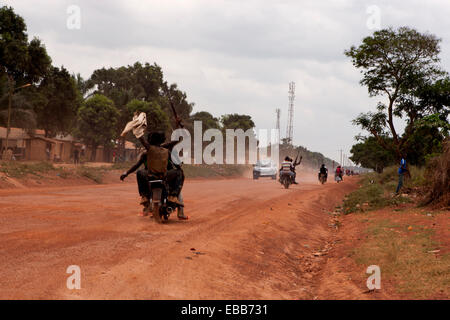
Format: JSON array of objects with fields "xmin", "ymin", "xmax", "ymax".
[
  {"xmin": 121, "ymin": 131, "xmax": 188, "ymax": 219},
  {"xmin": 318, "ymin": 164, "xmax": 328, "ymax": 181},
  {"xmin": 335, "ymin": 165, "xmax": 343, "ymax": 181},
  {"xmin": 280, "ymin": 156, "xmax": 295, "ymax": 182},
  {"xmin": 120, "ymin": 151, "xmax": 151, "ymax": 215}
]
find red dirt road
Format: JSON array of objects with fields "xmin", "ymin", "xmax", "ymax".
[{"xmin": 0, "ymin": 176, "xmax": 358, "ymax": 299}]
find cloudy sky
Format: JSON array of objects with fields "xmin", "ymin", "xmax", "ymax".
[{"xmin": 5, "ymin": 0, "xmax": 450, "ymax": 163}]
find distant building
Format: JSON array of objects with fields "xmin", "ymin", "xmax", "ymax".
[{"xmin": 1, "ymin": 127, "xmax": 138, "ymax": 162}]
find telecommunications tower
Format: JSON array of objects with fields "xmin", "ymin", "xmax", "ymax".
[{"xmin": 285, "ymin": 82, "xmax": 295, "ymax": 144}]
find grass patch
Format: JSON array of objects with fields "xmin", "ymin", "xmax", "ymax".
[
  {"xmin": 76, "ymin": 166, "xmax": 104, "ymax": 183},
  {"xmin": 0, "ymin": 161, "xmax": 55, "ymax": 178},
  {"xmin": 352, "ymin": 216, "xmax": 449, "ymax": 298},
  {"xmin": 342, "ymin": 165, "xmax": 426, "ymax": 214},
  {"xmin": 111, "ymin": 161, "xmax": 135, "ymax": 170}
]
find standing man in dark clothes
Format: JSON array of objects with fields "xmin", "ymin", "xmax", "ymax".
[{"xmin": 73, "ymin": 149, "xmax": 80, "ymax": 165}]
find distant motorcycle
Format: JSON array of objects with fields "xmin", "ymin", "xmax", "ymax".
[
  {"xmin": 279, "ymin": 171, "xmax": 293, "ymax": 189},
  {"xmin": 319, "ymin": 173, "xmax": 327, "ymax": 184},
  {"xmin": 334, "ymin": 173, "xmax": 342, "ymax": 183},
  {"xmin": 148, "ymin": 176, "xmax": 183, "ymax": 222}
]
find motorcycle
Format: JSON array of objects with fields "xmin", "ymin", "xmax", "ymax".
[
  {"xmin": 148, "ymin": 176, "xmax": 183, "ymax": 222},
  {"xmin": 334, "ymin": 173, "xmax": 342, "ymax": 183},
  {"xmin": 319, "ymin": 173, "xmax": 327, "ymax": 184},
  {"xmin": 279, "ymin": 171, "xmax": 293, "ymax": 189}
]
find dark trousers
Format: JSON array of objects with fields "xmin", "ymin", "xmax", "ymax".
[
  {"xmin": 138, "ymin": 168, "xmax": 185, "ymax": 198},
  {"xmin": 396, "ymin": 173, "xmax": 404, "ymax": 194},
  {"xmin": 166, "ymin": 168, "xmax": 185, "ymax": 196},
  {"xmin": 136, "ymin": 169, "xmax": 149, "ymax": 197}
]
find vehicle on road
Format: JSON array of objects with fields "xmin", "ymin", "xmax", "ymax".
[
  {"xmin": 253, "ymin": 159, "xmax": 277, "ymax": 180},
  {"xmin": 279, "ymin": 171, "xmax": 293, "ymax": 189},
  {"xmin": 148, "ymin": 176, "xmax": 183, "ymax": 222}
]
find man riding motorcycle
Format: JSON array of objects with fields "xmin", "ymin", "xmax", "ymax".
[
  {"xmin": 279, "ymin": 155, "xmax": 302, "ymax": 184},
  {"xmin": 120, "ymin": 132, "xmax": 188, "ymax": 220},
  {"xmin": 335, "ymin": 165, "xmax": 343, "ymax": 182},
  {"xmin": 318, "ymin": 164, "xmax": 328, "ymax": 181}
]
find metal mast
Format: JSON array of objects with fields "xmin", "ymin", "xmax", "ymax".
[
  {"xmin": 285, "ymin": 82, "xmax": 295, "ymax": 144},
  {"xmin": 275, "ymin": 108, "xmax": 281, "ymax": 131}
]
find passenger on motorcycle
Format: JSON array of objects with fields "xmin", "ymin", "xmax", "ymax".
[
  {"xmin": 335, "ymin": 165, "xmax": 343, "ymax": 181},
  {"xmin": 280, "ymin": 156, "xmax": 296, "ymax": 183}
]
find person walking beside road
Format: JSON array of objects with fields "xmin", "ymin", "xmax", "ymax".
[
  {"xmin": 396, "ymin": 158, "xmax": 408, "ymax": 195},
  {"xmin": 73, "ymin": 149, "xmax": 80, "ymax": 165}
]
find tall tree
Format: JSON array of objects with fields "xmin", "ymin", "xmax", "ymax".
[
  {"xmin": 125, "ymin": 99, "xmax": 170, "ymax": 134},
  {"xmin": 33, "ymin": 66, "xmax": 80, "ymax": 137},
  {"xmin": 0, "ymin": 6, "xmax": 51, "ymax": 85},
  {"xmin": 86, "ymin": 62, "xmax": 195, "ymax": 138},
  {"xmin": 76, "ymin": 94, "xmax": 120, "ymax": 161},
  {"xmin": 345, "ymin": 27, "xmax": 447, "ymax": 159}
]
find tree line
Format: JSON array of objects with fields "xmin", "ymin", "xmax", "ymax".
[{"xmin": 0, "ymin": 6, "xmax": 258, "ymax": 160}]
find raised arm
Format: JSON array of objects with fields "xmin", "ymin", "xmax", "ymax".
[
  {"xmin": 138, "ymin": 136, "xmax": 150, "ymax": 151},
  {"xmin": 120, "ymin": 153, "xmax": 145, "ymax": 180},
  {"xmin": 293, "ymin": 156, "xmax": 303, "ymax": 167}
]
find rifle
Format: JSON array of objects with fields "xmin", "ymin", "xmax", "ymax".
[
  {"xmin": 164, "ymin": 86, "xmax": 184, "ymax": 129},
  {"xmin": 293, "ymin": 150, "xmax": 302, "ymax": 167}
]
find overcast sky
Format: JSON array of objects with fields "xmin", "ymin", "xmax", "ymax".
[{"xmin": 5, "ymin": 0, "xmax": 450, "ymax": 163}]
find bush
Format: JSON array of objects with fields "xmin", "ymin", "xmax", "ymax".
[{"xmin": 422, "ymin": 139, "xmax": 450, "ymax": 208}]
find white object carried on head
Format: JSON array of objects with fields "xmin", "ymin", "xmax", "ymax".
[{"xmin": 121, "ymin": 112, "xmax": 147, "ymax": 138}]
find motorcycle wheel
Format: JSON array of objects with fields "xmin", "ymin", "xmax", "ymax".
[{"xmin": 283, "ymin": 180, "xmax": 290, "ymax": 189}]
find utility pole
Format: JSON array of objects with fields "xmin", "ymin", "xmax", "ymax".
[
  {"xmin": 285, "ymin": 82, "xmax": 295, "ymax": 145},
  {"xmin": 275, "ymin": 108, "xmax": 280, "ymax": 131},
  {"xmin": 5, "ymin": 76, "xmax": 14, "ymax": 151}
]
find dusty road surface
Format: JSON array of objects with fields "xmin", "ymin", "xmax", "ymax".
[{"xmin": 0, "ymin": 175, "xmax": 359, "ymax": 299}]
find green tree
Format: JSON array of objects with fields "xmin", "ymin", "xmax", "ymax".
[
  {"xmin": 125, "ymin": 99, "xmax": 170, "ymax": 133},
  {"xmin": 76, "ymin": 94, "xmax": 120, "ymax": 161},
  {"xmin": 220, "ymin": 113, "xmax": 255, "ymax": 131},
  {"xmin": 402, "ymin": 114, "xmax": 449, "ymax": 165},
  {"xmin": 32, "ymin": 66, "xmax": 80, "ymax": 137},
  {"xmin": 350, "ymin": 136, "xmax": 396, "ymax": 172},
  {"xmin": 345, "ymin": 27, "xmax": 447, "ymax": 159},
  {"xmin": 87, "ymin": 62, "xmax": 166, "ymax": 131},
  {"xmin": 190, "ymin": 111, "xmax": 221, "ymax": 131},
  {"xmin": 0, "ymin": 6, "xmax": 51, "ymax": 85},
  {"xmin": 0, "ymin": 6, "xmax": 51, "ymax": 133},
  {"xmin": 0, "ymin": 79, "xmax": 36, "ymax": 130}
]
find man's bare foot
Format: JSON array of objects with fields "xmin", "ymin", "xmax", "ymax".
[
  {"xmin": 140, "ymin": 196, "xmax": 149, "ymax": 205},
  {"xmin": 168, "ymin": 195, "xmax": 183, "ymax": 206}
]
